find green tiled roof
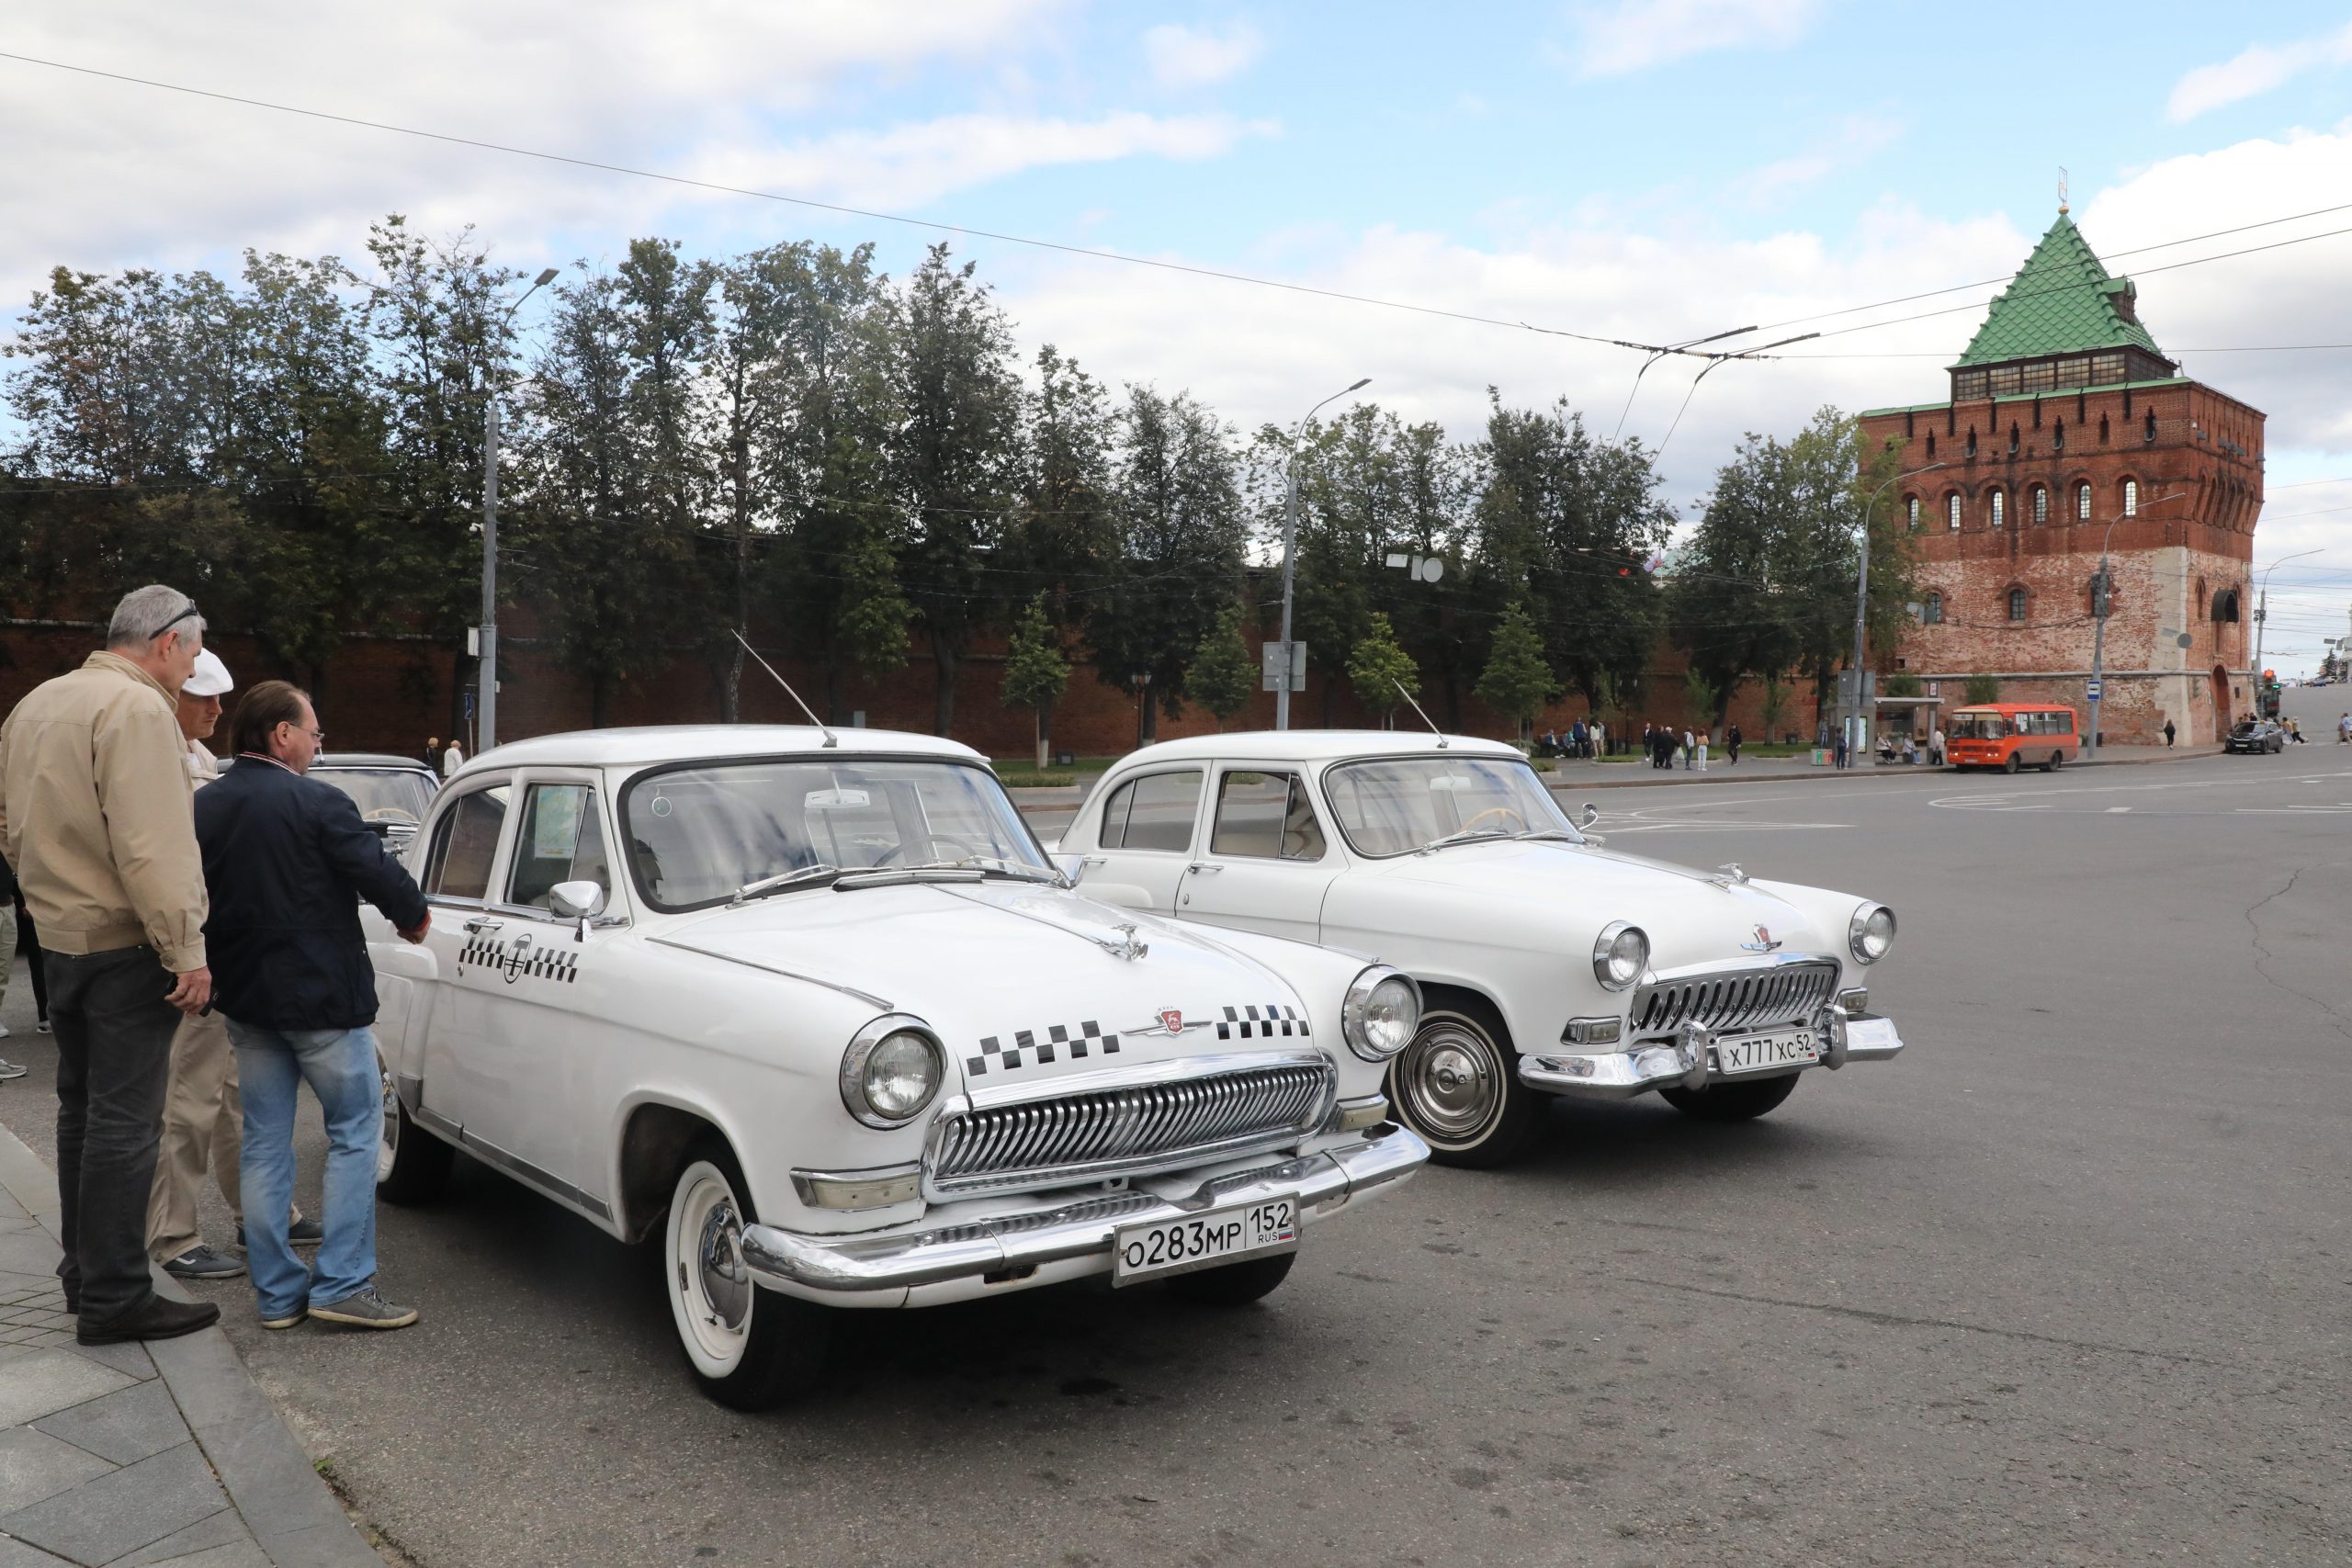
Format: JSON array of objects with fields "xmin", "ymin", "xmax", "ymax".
[{"xmin": 1953, "ymin": 214, "xmax": 2170, "ymax": 367}]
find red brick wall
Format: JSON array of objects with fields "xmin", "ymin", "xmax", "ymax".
[{"xmin": 1860, "ymin": 377, "xmax": 2263, "ymax": 744}]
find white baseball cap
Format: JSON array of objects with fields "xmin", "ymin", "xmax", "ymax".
[{"xmin": 183, "ymin": 649, "xmax": 234, "ymax": 698}]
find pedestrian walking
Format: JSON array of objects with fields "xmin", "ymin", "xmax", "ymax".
[
  {"xmin": 1694, "ymin": 730, "xmax": 1709, "ymax": 772},
  {"xmin": 1681, "ymin": 729, "xmax": 1694, "ymax": 770},
  {"xmin": 1726, "ymin": 724, "xmax": 1742, "ymax": 765},
  {"xmin": 0, "ymin": 585, "xmax": 219, "ymax": 1344},
  {"xmin": 0, "ymin": 852, "xmax": 25, "ymax": 1080},
  {"xmin": 1592, "ymin": 718, "xmax": 1607, "ymax": 759},
  {"xmin": 197, "ymin": 681, "xmax": 431, "ymax": 1331},
  {"xmin": 1930, "ymin": 725, "xmax": 1946, "ymax": 766},
  {"xmin": 1834, "ymin": 730, "xmax": 1850, "ymax": 770},
  {"xmin": 2163, "ymin": 719, "xmax": 2176, "ymax": 748},
  {"xmin": 439, "ymin": 738, "xmax": 465, "ymax": 778},
  {"xmin": 422, "ymin": 736, "xmax": 441, "ymax": 771},
  {"xmin": 146, "ymin": 650, "xmax": 315, "ymax": 1282},
  {"xmin": 2337, "ymin": 712, "xmax": 2349, "ymax": 743}
]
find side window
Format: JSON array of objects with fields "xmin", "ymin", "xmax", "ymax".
[
  {"xmin": 1098, "ymin": 770, "xmax": 1204, "ymax": 852},
  {"xmin": 424, "ymin": 784, "xmax": 511, "ymax": 900},
  {"xmin": 2057, "ymin": 711, "xmax": 2075, "ymax": 734},
  {"xmin": 1209, "ymin": 772, "xmax": 1326, "ymax": 862},
  {"xmin": 505, "ymin": 784, "xmax": 610, "ymax": 910}
]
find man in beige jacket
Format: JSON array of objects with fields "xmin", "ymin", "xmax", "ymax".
[
  {"xmin": 0, "ymin": 585, "xmax": 220, "ymax": 1344},
  {"xmin": 146, "ymin": 649, "xmax": 315, "ymax": 1280}
]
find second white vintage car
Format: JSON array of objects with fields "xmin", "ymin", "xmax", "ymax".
[
  {"xmin": 1060, "ymin": 732, "xmax": 1905, "ymax": 1167},
  {"xmin": 363, "ymin": 726, "xmax": 1428, "ymax": 1408}
]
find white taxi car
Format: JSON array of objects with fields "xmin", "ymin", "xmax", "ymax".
[
  {"xmin": 1061, "ymin": 732, "xmax": 1905, "ymax": 1167},
  {"xmin": 364, "ymin": 727, "xmax": 1427, "ymax": 1409}
]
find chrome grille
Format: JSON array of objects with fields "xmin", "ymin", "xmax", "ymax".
[
  {"xmin": 927, "ymin": 1056, "xmax": 1336, "ymax": 1200},
  {"xmin": 1632, "ymin": 960, "xmax": 1840, "ymax": 1037}
]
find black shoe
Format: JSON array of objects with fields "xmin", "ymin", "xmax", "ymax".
[
  {"xmin": 162, "ymin": 1245, "xmax": 246, "ymax": 1280},
  {"xmin": 236, "ymin": 1216, "xmax": 324, "ymax": 1250},
  {"xmin": 76, "ymin": 1295, "xmax": 220, "ymax": 1345}
]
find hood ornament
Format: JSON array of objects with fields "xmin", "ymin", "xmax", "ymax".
[
  {"xmin": 1710, "ymin": 862, "xmax": 1750, "ymax": 888},
  {"xmin": 1094, "ymin": 922, "xmax": 1149, "ymax": 963},
  {"xmin": 1740, "ymin": 925, "xmax": 1781, "ymax": 953}
]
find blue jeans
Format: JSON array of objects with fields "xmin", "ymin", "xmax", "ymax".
[{"xmin": 226, "ymin": 1021, "xmax": 381, "ymax": 1315}]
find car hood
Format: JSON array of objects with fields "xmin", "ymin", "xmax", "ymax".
[
  {"xmin": 658, "ymin": 879, "xmax": 1316, "ymax": 1083},
  {"xmin": 1340, "ymin": 839, "xmax": 1830, "ymax": 970}
]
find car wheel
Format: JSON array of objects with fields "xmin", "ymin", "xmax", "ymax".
[
  {"xmin": 2002, "ymin": 753, "xmax": 2021, "ymax": 774},
  {"xmin": 1659, "ymin": 1072, "xmax": 1802, "ymax": 1122},
  {"xmin": 1166, "ymin": 1252, "xmax": 1296, "ymax": 1307},
  {"xmin": 1387, "ymin": 999, "xmax": 1543, "ymax": 1168},
  {"xmin": 376, "ymin": 1052, "xmax": 452, "ymax": 1205},
  {"xmin": 663, "ymin": 1140, "xmax": 832, "ymax": 1411},
  {"xmin": 2043, "ymin": 750, "xmax": 2062, "ymax": 773}
]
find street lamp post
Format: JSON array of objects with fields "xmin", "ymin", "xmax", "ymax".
[
  {"xmin": 1275, "ymin": 378, "xmax": 1370, "ymax": 731},
  {"xmin": 478, "ymin": 265, "xmax": 560, "ymax": 755},
  {"xmin": 2250, "ymin": 547, "xmax": 2323, "ymax": 710},
  {"xmin": 2085, "ymin": 491, "xmax": 2185, "ymax": 761},
  {"xmin": 1850, "ymin": 462, "xmax": 1945, "ymax": 758}
]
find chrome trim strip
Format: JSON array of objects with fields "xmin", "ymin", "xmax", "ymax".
[
  {"xmin": 739, "ymin": 1125, "xmax": 1429, "ymax": 1294},
  {"xmin": 957, "ymin": 1049, "xmax": 1329, "ymax": 1111},
  {"xmin": 792, "ymin": 1163, "xmax": 924, "ymax": 1211},
  {"xmin": 455, "ymin": 1125, "xmax": 614, "ymax": 1221},
  {"xmin": 645, "ymin": 935, "xmax": 893, "ymax": 1010},
  {"xmin": 1629, "ymin": 954, "xmax": 1841, "ymax": 1039},
  {"xmin": 1521, "ymin": 1011, "xmax": 1905, "ymax": 1100}
]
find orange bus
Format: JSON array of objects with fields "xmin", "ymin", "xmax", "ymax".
[{"xmin": 1943, "ymin": 704, "xmax": 2080, "ymax": 773}]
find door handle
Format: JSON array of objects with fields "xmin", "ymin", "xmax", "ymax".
[
  {"xmin": 463, "ymin": 917, "xmax": 503, "ymax": 934},
  {"xmin": 1186, "ymin": 863, "xmax": 1222, "ymax": 874}
]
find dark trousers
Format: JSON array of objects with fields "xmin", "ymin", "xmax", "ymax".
[
  {"xmin": 14, "ymin": 895, "xmax": 47, "ymax": 1021},
  {"xmin": 46, "ymin": 946, "xmax": 176, "ymax": 1321}
]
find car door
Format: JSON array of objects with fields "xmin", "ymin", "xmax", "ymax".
[
  {"xmin": 414, "ymin": 775, "xmax": 518, "ymax": 1145},
  {"xmin": 1075, "ymin": 766, "xmax": 1208, "ymax": 913},
  {"xmin": 1174, "ymin": 765, "xmax": 1341, "ymax": 943}
]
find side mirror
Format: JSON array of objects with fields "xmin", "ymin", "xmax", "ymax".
[
  {"xmin": 1053, "ymin": 852, "xmax": 1088, "ymax": 887},
  {"xmin": 548, "ymin": 881, "xmax": 606, "ymax": 920},
  {"xmin": 1577, "ymin": 804, "xmax": 1601, "ymax": 829}
]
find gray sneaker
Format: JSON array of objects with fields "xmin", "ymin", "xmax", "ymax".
[
  {"xmin": 162, "ymin": 1245, "xmax": 245, "ymax": 1280},
  {"xmin": 308, "ymin": 1287, "xmax": 418, "ymax": 1330},
  {"xmin": 0, "ymin": 1058, "xmax": 25, "ymax": 1081}
]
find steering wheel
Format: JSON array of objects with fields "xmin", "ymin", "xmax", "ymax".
[
  {"xmin": 1456, "ymin": 806, "xmax": 1527, "ymax": 836},
  {"xmin": 363, "ymin": 807, "xmax": 415, "ymax": 823}
]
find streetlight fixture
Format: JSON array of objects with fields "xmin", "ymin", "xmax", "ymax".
[
  {"xmin": 478, "ymin": 265, "xmax": 560, "ymax": 754},
  {"xmin": 1274, "ymin": 377, "xmax": 1371, "ymax": 730},
  {"xmin": 2250, "ymin": 547, "xmax": 2323, "ymax": 711},
  {"xmin": 2084, "ymin": 491, "xmax": 2185, "ymax": 760},
  {"xmin": 1849, "ymin": 461, "xmax": 1945, "ymax": 758}
]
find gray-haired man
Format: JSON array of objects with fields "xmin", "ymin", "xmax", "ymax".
[{"xmin": 0, "ymin": 585, "xmax": 220, "ymax": 1343}]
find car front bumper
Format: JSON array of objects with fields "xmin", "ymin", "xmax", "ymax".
[
  {"xmin": 737, "ymin": 1123, "xmax": 1429, "ymax": 1307},
  {"xmin": 1517, "ymin": 1010, "xmax": 1905, "ymax": 1100}
]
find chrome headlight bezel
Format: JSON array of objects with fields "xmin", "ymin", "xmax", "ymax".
[
  {"xmin": 1341, "ymin": 965, "xmax": 1421, "ymax": 1063},
  {"xmin": 1591, "ymin": 920, "xmax": 1648, "ymax": 990},
  {"xmin": 839, "ymin": 1014, "xmax": 946, "ymax": 1129},
  {"xmin": 1848, "ymin": 903, "xmax": 1896, "ymax": 965}
]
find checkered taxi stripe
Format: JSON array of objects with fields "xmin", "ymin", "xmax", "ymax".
[
  {"xmin": 967, "ymin": 1022, "xmax": 1121, "ymax": 1077},
  {"xmin": 457, "ymin": 934, "xmax": 581, "ymax": 985},
  {"xmin": 1217, "ymin": 1004, "xmax": 1307, "ymax": 1041}
]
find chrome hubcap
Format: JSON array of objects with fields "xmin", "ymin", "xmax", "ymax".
[
  {"xmin": 377, "ymin": 1063, "xmax": 398, "ymax": 1182},
  {"xmin": 1396, "ymin": 1021, "xmax": 1500, "ymax": 1143},
  {"xmin": 695, "ymin": 1195, "xmax": 750, "ymax": 1333}
]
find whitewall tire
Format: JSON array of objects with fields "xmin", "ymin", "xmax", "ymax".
[{"xmin": 662, "ymin": 1141, "xmax": 831, "ymax": 1411}]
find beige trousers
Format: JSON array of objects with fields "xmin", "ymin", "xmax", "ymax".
[{"xmin": 146, "ymin": 1008, "xmax": 260, "ymax": 1259}]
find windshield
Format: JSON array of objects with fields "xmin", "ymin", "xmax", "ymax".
[
  {"xmin": 1948, "ymin": 711, "xmax": 2011, "ymax": 740},
  {"xmin": 621, "ymin": 758, "xmax": 1047, "ymax": 910},
  {"xmin": 312, "ymin": 767, "xmax": 435, "ymax": 826},
  {"xmin": 1322, "ymin": 755, "xmax": 1577, "ymax": 857}
]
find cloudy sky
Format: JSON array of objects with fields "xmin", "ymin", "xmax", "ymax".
[{"xmin": 6, "ymin": 1, "xmax": 2351, "ymax": 670}]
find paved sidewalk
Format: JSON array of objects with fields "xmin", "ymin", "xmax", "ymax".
[{"xmin": 0, "ymin": 1122, "xmax": 384, "ymax": 1567}]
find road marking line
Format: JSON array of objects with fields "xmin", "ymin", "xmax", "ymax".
[{"xmin": 2107, "ymin": 807, "xmax": 2132, "ymax": 813}]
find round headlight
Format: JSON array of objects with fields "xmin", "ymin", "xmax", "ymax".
[
  {"xmin": 1849, "ymin": 903, "xmax": 1896, "ymax": 964},
  {"xmin": 840, "ymin": 1017, "xmax": 944, "ymax": 1128},
  {"xmin": 1592, "ymin": 921, "xmax": 1648, "ymax": 990},
  {"xmin": 1341, "ymin": 966, "xmax": 1421, "ymax": 1062}
]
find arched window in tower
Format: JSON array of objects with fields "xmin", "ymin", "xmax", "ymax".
[
  {"xmin": 1905, "ymin": 496, "xmax": 1920, "ymax": 530},
  {"xmin": 2099, "ymin": 413, "xmax": 2110, "ymax": 443},
  {"xmin": 2007, "ymin": 587, "xmax": 2029, "ymax": 623},
  {"xmin": 1923, "ymin": 591, "xmax": 1944, "ymax": 624},
  {"xmin": 2052, "ymin": 419, "xmax": 2065, "ymax": 452},
  {"xmin": 1965, "ymin": 427, "xmax": 1978, "ymax": 459},
  {"xmin": 2212, "ymin": 588, "xmax": 2240, "ymax": 624},
  {"xmin": 2075, "ymin": 481, "xmax": 2092, "ymax": 520},
  {"xmin": 2197, "ymin": 577, "xmax": 2208, "ymax": 618},
  {"xmin": 1947, "ymin": 492, "xmax": 1962, "ymax": 530},
  {"xmin": 1926, "ymin": 432, "xmax": 1937, "ymax": 457},
  {"xmin": 1989, "ymin": 490, "xmax": 2006, "ymax": 528},
  {"xmin": 2143, "ymin": 410, "xmax": 2158, "ymax": 444},
  {"xmin": 2031, "ymin": 486, "xmax": 2048, "ymax": 525},
  {"xmin": 2122, "ymin": 479, "xmax": 2139, "ymax": 516},
  {"xmin": 2007, "ymin": 423, "xmax": 2020, "ymax": 456}
]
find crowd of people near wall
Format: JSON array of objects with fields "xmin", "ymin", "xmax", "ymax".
[{"xmin": 0, "ymin": 585, "xmax": 428, "ymax": 1347}]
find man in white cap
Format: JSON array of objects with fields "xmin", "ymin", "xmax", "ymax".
[{"xmin": 147, "ymin": 649, "xmax": 315, "ymax": 1279}]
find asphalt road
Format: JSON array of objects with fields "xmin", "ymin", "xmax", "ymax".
[{"xmin": 3, "ymin": 718, "xmax": 2347, "ymax": 1567}]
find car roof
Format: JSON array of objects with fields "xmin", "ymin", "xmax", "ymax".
[
  {"xmin": 313, "ymin": 753, "xmax": 436, "ymax": 772},
  {"xmin": 459, "ymin": 725, "xmax": 987, "ymax": 773},
  {"xmin": 1109, "ymin": 730, "xmax": 1525, "ymax": 767}
]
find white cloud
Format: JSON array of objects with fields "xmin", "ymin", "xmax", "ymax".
[
  {"xmin": 1739, "ymin": 112, "xmax": 1905, "ymax": 205},
  {"xmin": 1567, "ymin": 0, "xmax": 1824, "ymax": 78},
  {"xmin": 1142, "ymin": 21, "xmax": 1264, "ymax": 89},
  {"xmin": 2166, "ymin": 21, "xmax": 2352, "ymax": 121}
]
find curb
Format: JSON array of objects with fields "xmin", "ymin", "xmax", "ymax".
[{"xmin": 0, "ymin": 1119, "xmax": 387, "ymax": 1568}]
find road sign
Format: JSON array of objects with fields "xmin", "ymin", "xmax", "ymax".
[
  {"xmin": 462, "ymin": 690, "xmax": 477, "ymax": 719},
  {"xmin": 1384, "ymin": 552, "xmax": 1446, "ymax": 583},
  {"xmin": 1261, "ymin": 641, "xmax": 1306, "ymax": 693},
  {"xmin": 2086, "ymin": 678, "xmax": 2103, "ymax": 701}
]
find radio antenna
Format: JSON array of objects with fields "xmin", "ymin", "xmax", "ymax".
[
  {"xmin": 1394, "ymin": 680, "xmax": 1449, "ymax": 748},
  {"xmin": 731, "ymin": 629, "xmax": 838, "ymax": 748}
]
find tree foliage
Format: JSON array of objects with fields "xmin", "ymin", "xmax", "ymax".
[
  {"xmin": 1476, "ymin": 603, "xmax": 1558, "ymax": 742},
  {"xmin": 1188, "ymin": 604, "xmax": 1257, "ymax": 730},
  {"xmin": 1348, "ymin": 612, "xmax": 1419, "ymax": 725}
]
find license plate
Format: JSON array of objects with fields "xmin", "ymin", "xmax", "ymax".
[
  {"xmin": 1713, "ymin": 1030, "xmax": 1819, "ymax": 1075},
  {"xmin": 1112, "ymin": 1196, "xmax": 1299, "ymax": 1286}
]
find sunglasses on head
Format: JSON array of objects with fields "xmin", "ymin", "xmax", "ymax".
[{"xmin": 147, "ymin": 602, "xmax": 199, "ymax": 642}]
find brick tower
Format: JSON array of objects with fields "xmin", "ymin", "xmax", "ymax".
[{"xmin": 1859, "ymin": 209, "xmax": 2264, "ymax": 744}]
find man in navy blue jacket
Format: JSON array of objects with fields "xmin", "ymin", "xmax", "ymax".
[{"xmin": 195, "ymin": 681, "xmax": 430, "ymax": 1331}]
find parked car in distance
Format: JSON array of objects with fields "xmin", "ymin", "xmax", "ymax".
[
  {"xmin": 2224, "ymin": 719, "xmax": 2287, "ymax": 754},
  {"xmin": 1057, "ymin": 732, "xmax": 1905, "ymax": 1167},
  {"xmin": 366, "ymin": 726, "xmax": 1428, "ymax": 1408},
  {"xmin": 304, "ymin": 752, "xmax": 441, "ymax": 856}
]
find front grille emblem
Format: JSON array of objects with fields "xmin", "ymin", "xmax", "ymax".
[
  {"xmin": 1739, "ymin": 926, "xmax": 1781, "ymax": 953},
  {"xmin": 1159, "ymin": 1008, "xmax": 1184, "ymax": 1033}
]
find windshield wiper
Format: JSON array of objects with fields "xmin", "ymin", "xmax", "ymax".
[
  {"xmin": 868, "ymin": 856, "xmax": 1062, "ymax": 885},
  {"xmin": 1510, "ymin": 829, "xmax": 1584, "ymax": 844},
  {"xmin": 1410, "ymin": 828, "xmax": 1514, "ymax": 857},
  {"xmin": 728, "ymin": 863, "xmax": 844, "ymax": 906}
]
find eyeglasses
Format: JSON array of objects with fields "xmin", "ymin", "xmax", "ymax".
[
  {"xmin": 280, "ymin": 723, "xmax": 325, "ymax": 744},
  {"xmin": 146, "ymin": 602, "xmax": 200, "ymax": 642}
]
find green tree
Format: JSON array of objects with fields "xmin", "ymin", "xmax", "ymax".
[
  {"xmin": 1758, "ymin": 675, "xmax": 1791, "ymax": 743},
  {"xmin": 1189, "ymin": 604, "xmax": 1257, "ymax": 730},
  {"xmin": 1681, "ymin": 667, "xmax": 1720, "ymax": 738},
  {"xmin": 1000, "ymin": 594, "xmax": 1069, "ymax": 767},
  {"xmin": 1964, "ymin": 673, "xmax": 2001, "ymax": 705},
  {"xmin": 1348, "ymin": 612, "xmax": 1419, "ymax": 727},
  {"xmin": 1476, "ymin": 602, "xmax": 1558, "ymax": 744},
  {"xmin": 1883, "ymin": 672, "xmax": 1923, "ymax": 698}
]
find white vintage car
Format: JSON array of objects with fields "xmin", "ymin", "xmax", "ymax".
[
  {"xmin": 362, "ymin": 726, "xmax": 1428, "ymax": 1409},
  {"xmin": 1061, "ymin": 732, "xmax": 1905, "ymax": 1167}
]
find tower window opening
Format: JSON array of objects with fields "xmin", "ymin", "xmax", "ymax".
[{"xmin": 2007, "ymin": 587, "xmax": 2028, "ymax": 623}]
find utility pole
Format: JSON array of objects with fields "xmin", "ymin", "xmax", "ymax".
[
  {"xmin": 478, "ymin": 266, "xmax": 559, "ymax": 754},
  {"xmin": 2251, "ymin": 548, "xmax": 2322, "ymax": 720},
  {"xmin": 2086, "ymin": 491, "xmax": 2187, "ymax": 759},
  {"xmin": 1851, "ymin": 461, "xmax": 1945, "ymax": 759},
  {"xmin": 1275, "ymin": 378, "xmax": 1370, "ymax": 730}
]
